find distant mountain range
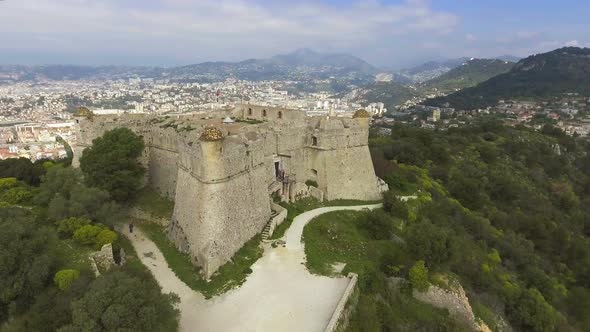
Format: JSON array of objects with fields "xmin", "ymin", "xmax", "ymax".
[
  {"xmin": 0, "ymin": 49, "xmax": 377, "ymax": 84},
  {"xmin": 423, "ymin": 58, "xmax": 515, "ymax": 93},
  {"xmin": 347, "ymin": 58, "xmax": 516, "ymax": 109},
  {"xmin": 166, "ymin": 48, "xmax": 377, "ymax": 82},
  {"xmin": 269, "ymin": 48, "xmax": 376, "ymax": 73},
  {"xmin": 394, "ymin": 58, "xmax": 470, "ymax": 83},
  {"xmin": 424, "ymin": 47, "xmax": 590, "ymax": 109}
]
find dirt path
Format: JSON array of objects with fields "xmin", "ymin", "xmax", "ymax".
[{"xmin": 123, "ymin": 204, "xmax": 381, "ymax": 332}]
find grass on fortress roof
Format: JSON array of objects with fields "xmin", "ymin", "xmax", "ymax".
[{"xmin": 139, "ymin": 221, "xmax": 263, "ymax": 299}]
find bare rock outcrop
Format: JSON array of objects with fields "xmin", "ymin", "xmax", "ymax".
[{"xmin": 413, "ymin": 279, "xmax": 491, "ymax": 332}]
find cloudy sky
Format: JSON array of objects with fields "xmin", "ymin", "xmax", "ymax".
[{"xmin": 0, "ymin": 0, "xmax": 588, "ymax": 68}]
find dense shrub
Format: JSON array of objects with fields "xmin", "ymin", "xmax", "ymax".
[
  {"xmin": 96, "ymin": 229, "xmax": 118, "ymax": 248},
  {"xmin": 363, "ymin": 209, "xmax": 394, "ymax": 240},
  {"xmin": 72, "ymin": 224, "xmax": 117, "ymax": 249},
  {"xmin": 60, "ymin": 271, "xmax": 178, "ymax": 331},
  {"xmin": 409, "ymin": 260, "xmax": 429, "ymax": 291},
  {"xmin": 54, "ymin": 269, "xmax": 80, "ymax": 291},
  {"xmin": 73, "ymin": 225, "xmax": 103, "ymax": 246},
  {"xmin": 55, "ymin": 217, "xmax": 91, "ymax": 237}
]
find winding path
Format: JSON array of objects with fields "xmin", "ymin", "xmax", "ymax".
[{"xmin": 123, "ymin": 203, "xmax": 381, "ymax": 332}]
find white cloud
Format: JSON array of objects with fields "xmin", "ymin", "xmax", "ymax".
[
  {"xmin": 564, "ymin": 40, "xmax": 580, "ymax": 47},
  {"xmin": 466, "ymin": 33, "xmax": 477, "ymax": 42},
  {"xmin": 0, "ymin": 0, "xmax": 458, "ymax": 64}
]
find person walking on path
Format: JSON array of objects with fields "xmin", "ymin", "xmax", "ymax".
[{"xmin": 129, "ymin": 222, "xmax": 134, "ymax": 234}]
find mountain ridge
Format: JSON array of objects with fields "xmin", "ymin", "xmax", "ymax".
[
  {"xmin": 0, "ymin": 49, "xmax": 377, "ymax": 83},
  {"xmin": 423, "ymin": 47, "xmax": 590, "ymax": 109},
  {"xmin": 423, "ymin": 58, "xmax": 515, "ymax": 92}
]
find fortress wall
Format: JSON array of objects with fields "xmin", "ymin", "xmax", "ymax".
[
  {"xmin": 168, "ymin": 168, "xmax": 200, "ymax": 254},
  {"xmin": 74, "ymin": 116, "xmax": 152, "ymax": 172},
  {"xmin": 78, "ymin": 116, "xmax": 181, "ymax": 199},
  {"xmin": 171, "ymin": 144, "xmax": 271, "ymax": 278},
  {"xmin": 316, "ymin": 119, "xmax": 367, "ymax": 149},
  {"xmin": 75, "ymin": 109, "xmax": 384, "ymax": 277},
  {"xmin": 234, "ymin": 104, "xmax": 306, "ymax": 123},
  {"xmin": 199, "ymin": 165, "xmax": 270, "ymax": 277},
  {"xmin": 276, "ymin": 125, "xmax": 309, "ymax": 152},
  {"xmin": 147, "ymin": 147, "xmax": 178, "ymax": 199},
  {"xmin": 273, "ymin": 124, "xmax": 312, "ymax": 183},
  {"xmin": 321, "ymin": 145, "xmax": 382, "ymax": 201},
  {"xmin": 310, "ymin": 118, "xmax": 382, "ymax": 201},
  {"xmin": 184, "ymin": 138, "xmax": 255, "ymax": 182},
  {"xmin": 145, "ymin": 127, "xmax": 181, "ymax": 199}
]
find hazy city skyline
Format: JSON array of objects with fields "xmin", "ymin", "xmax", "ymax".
[{"xmin": 0, "ymin": 0, "xmax": 589, "ymax": 68}]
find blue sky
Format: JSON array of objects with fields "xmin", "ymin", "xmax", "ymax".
[{"xmin": 0, "ymin": 0, "xmax": 588, "ymax": 68}]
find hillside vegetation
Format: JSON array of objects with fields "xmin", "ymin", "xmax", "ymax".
[
  {"xmin": 304, "ymin": 120, "xmax": 590, "ymax": 331},
  {"xmin": 347, "ymin": 81, "xmax": 418, "ymax": 110},
  {"xmin": 0, "ymin": 129, "xmax": 179, "ymax": 331},
  {"xmin": 425, "ymin": 47, "xmax": 590, "ymax": 109},
  {"xmin": 424, "ymin": 58, "xmax": 514, "ymax": 93}
]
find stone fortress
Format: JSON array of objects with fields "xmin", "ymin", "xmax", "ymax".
[{"xmin": 73, "ymin": 105, "xmax": 387, "ymax": 278}]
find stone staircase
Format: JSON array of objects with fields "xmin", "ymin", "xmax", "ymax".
[{"xmin": 261, "ymin": 210, "xmax": 279, "ymax": 240}]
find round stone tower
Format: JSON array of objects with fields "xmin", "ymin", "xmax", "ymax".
[
  {"xmin": 352, "ymin": 108, "xmax": 371, "ymax": 129},
  {"xmin": 199, "ymin": 126, "xmax": 225, "ymax": 182},
  {"xmin": 72, "ymin": 107, "xmax": 95, "ymax": 167}
]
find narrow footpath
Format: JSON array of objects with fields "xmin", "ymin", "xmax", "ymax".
[{"xmin": 123, "ymin": 204, "xmax": 381, "ymax": 332}]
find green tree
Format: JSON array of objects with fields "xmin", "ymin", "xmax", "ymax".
[
  {"xmin": 35, "ymin": 167, "xmax": 122, "ymax": 226},
  {"xmin": 363, "ymin": 209, "xmax": 394, "ymax": 240},
  {"xmin": 60, "ymin": 271, "xmax": 178, "ymax": 332},
  {"xmin": 96, "ymin": 229, "xmax": 118, "ymax": 248},
  {"xmin": 0, "ymin": 158, "xmax": 46, "ymax": 186},
  {"xmin": 79, "ymin": 128, "xmax": 145, "ymax": 202},
  {"xmin": 510, "ymin": 288, "xmax": 562, "ymax": 332},
  {"xmin": 0, "ymin": 177, "xmax": 18, "ymax": 191},
  {"xmin": 406, "ymin": 221, "xmax": 454, "ymax": 266},
  {"xmin": 383, "ymin": 191, "xmax": 410, "ymax": 219},
  {"xmin": 55, "ymin": 217, "xmax": 91, "ymax": 237},
  {"xmin": 0, "ymin": 207, "xmax": 58, "ymax": 322},
  {"xmin": 73, "ymin": 225, "xmax": 103, "ymax": 246},
  {"xmin": 352, "ymin": 294, "xmax": 381, "ymax": 332},
  {"xmin": 409, "ymin": 260, "xmax": 429, "ymax": 292},
  {"xmin": 0, "ymin": 186, "xmax": 32, "ymax": 205},
  {"xmin": 54, "ymin": 269, "xmax": 81, "ymax": 291}
]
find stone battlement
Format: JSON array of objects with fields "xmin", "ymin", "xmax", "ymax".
[{"xmin": 73, "ymin": 105, "xmax": 385, "ymax": 277}]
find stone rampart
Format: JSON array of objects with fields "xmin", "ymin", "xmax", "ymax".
[{"xmin": 73, "ymin": 105, "xmax": 385, "ymax": 277}]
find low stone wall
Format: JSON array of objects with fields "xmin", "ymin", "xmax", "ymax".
[
  {"xmin": 127, "ymin": 206, "xmax": 171, "ymax": 227},
  {"xmin": 90, "ymin": 243, "xmax": 126, "ymax": 276},
  {"xmin": 325, "ymin": 273, "xmax": 358, "ymax": 332},
  {"xmin": 309, "ymin": 186, "xmax": 325, "ymax": 202},
  {"xmin": 267, "ymin": 202, "xmax": 288, "ymax": 237}
]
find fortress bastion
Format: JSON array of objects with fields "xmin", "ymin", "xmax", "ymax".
[{"xmin": 72, "ymin": 105, "xmax": 387, "ymax": 278}]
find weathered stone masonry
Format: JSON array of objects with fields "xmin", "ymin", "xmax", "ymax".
[{"xmin": 73, "ymin": 105, "xmax": 386, "ymax": 277}]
